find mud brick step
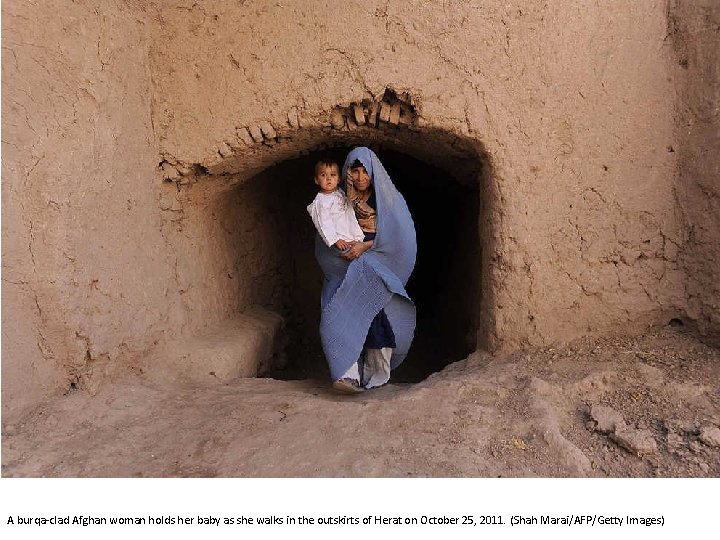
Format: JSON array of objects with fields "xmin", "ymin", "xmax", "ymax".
[{"xmin": 153, "ymin": 308, "xmax": 284, "ymax": 382}]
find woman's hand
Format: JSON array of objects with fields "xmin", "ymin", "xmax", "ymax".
[{"xmin": 341, "ymin": 240, "xmax": 373, "ymax": 260}]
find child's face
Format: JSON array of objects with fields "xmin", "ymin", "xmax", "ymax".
[
  {"xmin": 315, "ymin": 165, "xmax": 339, "ymax": 193},
  {"xmin": 349, "ymin": 165, "xmax": 371, "ymax": 191}
]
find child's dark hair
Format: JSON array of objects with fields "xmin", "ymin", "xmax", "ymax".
[{"xmin": 314, "ymin": 159, "xmax": 339, "ymax": 177}]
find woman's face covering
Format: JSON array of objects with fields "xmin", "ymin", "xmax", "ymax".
[{"xmin": 350, "ymin": 166, "xmax": 371, "ymax": 191}]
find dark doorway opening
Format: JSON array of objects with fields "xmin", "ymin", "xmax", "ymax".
[{"xmin": 250, "ymin": 145, "xmax": 481, "ymax": 382}]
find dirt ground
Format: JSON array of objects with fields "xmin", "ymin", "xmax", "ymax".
[{"xmin": 2, "ymin": 324, "xmax": 718, "ymax": 478}]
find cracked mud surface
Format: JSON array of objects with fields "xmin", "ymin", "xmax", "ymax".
[
  {"xmin": 5, "ymin": 0, "xmax": 719, "ymax": 429},
  {"xmin": 3, "ymin": 326, "xmax": 718, "ymax": 478}
]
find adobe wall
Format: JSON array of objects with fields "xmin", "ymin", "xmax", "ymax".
[
  {"xmin": 668, "ymin": 0, "xmax": 720, "ymax": 342},
  {"xmin": 3, "ymin": 0, "xmax": 716, "ymax": 423},
  {"xmin": 2, "ymin": 0, "xmax": 171, "ymax": 420},
  {"xmin": 151, "ymin": 0, "xmax": 684, "ymax": 351}
]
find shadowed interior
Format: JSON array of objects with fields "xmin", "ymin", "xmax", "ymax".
[{"xmin": 224, "ymin": 144, "xmax": 482, "ymax": 382}]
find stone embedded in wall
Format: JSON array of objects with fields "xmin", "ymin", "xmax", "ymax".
[
  {"xmin": 259, "ymin": 121, "xmax": 277, "ymax": 141},
  {"xmin": 158, "ymin": 159, "xmax": 209, "ymax": 186},
  {"xmin": 378, "ymin": 101, "xmax": 391, "ymax": 123},
  {"xmin": 230, "ymin": 121, "xmax": 282, "ymax": 151},
  {"xmin": 159, "ymin": 157, "xmax": 211, "ymax": 185},
  {"xmin": 287, "ymin": 107, "xmax": 299, "ymax": 128},
  {"xmin": 248, "ymin": 125, "xmax": 264, "ymax": 143},
  {"xmin": 398, "ymin": 103, "xmax": 412, "ymax": 125},
  {"xmin": 176, "ymin": 163, "xmax": 193, "ymax": 176},
  {"xmin": 389, "ymin": 103, "xmax": 401, "ymax": 125},
  {"xmin": 162, "ymin": 88, "xmax": 421, "ymax": 182},
  {"xmin": 330, "ymin": 109, "xmax": 345, "ymax": 129},
  {"xmin": 236, "ymin": 127, "xmax": 254, "ymax": 146},
  {"xmin": 368, "ymin": 102, "xmax": 379, "ymax": 127},
  {"xmin": 327, "ymin": 89, "xmax": 419, "ymax": 132},
  {"xmin": 218, "ymin": 142, "xmax": 233, "ymax": 158},
  {"xmin": 353, "ymin": 104, "xmax": 365, "ymax": 126},
  {"xmin": 160, "ymin": 161, "xmax": 179, "ymax": 181}
]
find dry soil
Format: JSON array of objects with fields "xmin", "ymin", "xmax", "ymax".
[{"xmin": 2, "ymin": 325, "xmax": 719, "ymax": 478}]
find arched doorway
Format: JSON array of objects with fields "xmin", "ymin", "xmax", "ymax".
[
  {"xmin": 211, "ymin": 137, "xmax": 485, "ymax": 382},
  {"xmin": 162, "ymin": 102, "xmax": 491, "ymax": 383}
]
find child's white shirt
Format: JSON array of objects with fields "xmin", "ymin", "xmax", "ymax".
[{"xmin": 307, "ymin": 189, "xmax": 365, "ymax": 247}]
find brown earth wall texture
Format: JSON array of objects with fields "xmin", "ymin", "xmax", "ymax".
[
  {"xmin": 2, "ymin": 1, "xmax": 173, "ymax": 421},
  {"xmin": 156, "ymin": 174, "xmax": 288, "ymax": 329},
  {"xmin": 2, "ymin": 0, "xmax": 717, "ymax": 423},
  {"xmin": 151, "ymin": 0, "xmax": 684, "ymax": 350},
  {"xmin": 668, "ymin": 0, "xmax": 720, "ymax": 342}
]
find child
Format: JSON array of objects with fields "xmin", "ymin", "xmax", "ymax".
[
  {"xmin": 307, "ymin": 159, "xmax": 365, "ymax": 254},
  {"xmin": 307, "ymin": 159, "xmax": 366, "ymax": 394}
]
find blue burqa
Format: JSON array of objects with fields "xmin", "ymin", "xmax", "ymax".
[{"xmin": 315, "ymin": 147, "xmax": 417, "ymax": 380}]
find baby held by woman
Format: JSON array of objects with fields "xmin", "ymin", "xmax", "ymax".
[{"xmin": 306, "ymin": 159, "xmax": 365, "ymax": 255}]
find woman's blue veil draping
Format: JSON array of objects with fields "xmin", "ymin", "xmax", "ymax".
[{"xmin": 314, "ymin": 147, "xmax": 417, "ymax": 380}]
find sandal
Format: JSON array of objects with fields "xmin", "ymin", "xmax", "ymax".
[{"xmin": 332, "ymin": 378, "xmax": 364, "ymax": 394}]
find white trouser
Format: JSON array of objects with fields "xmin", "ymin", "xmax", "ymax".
[
  {"xmin": 339, "ymin": 360, "xmax": 360, "ymax": 382},
  {"xmin": 361, "ymin": 347, "xmax": 392, "ymax": 389},
  {"xmin": 339, "ymin": 347, "xmax": 393, "ymax": 389}
]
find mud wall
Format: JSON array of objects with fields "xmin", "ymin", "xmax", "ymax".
[
  {"xmin": 668, "ymin": 0, "xmax": 720, "ymax": 342},
  {"xmin": 151, "ymin": 0, "xmax": 684, "ymax": 351},
  {"xmin": 4, "ymin": 0, "xmax": 716, "ymax": 424},
  {"xmin": 157, "ymin": 174, "xmax": 288, "ymax": 330},
  {"xmin": 1, "ymin": 0, "xmax": 173, "ymax": 420}
]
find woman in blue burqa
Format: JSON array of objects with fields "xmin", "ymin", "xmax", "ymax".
[{"xmin": 314, "ymin": 147, "xmax": 417, "ymax": 393}]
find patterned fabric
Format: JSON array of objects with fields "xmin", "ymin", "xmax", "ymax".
[
  {"xmin": 315, "ymin": 147, "xmax": 417, "ymax": 380},
  {"xmin": 347, "ymin": 185, "xmax": 377, "ymax": 234}
]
